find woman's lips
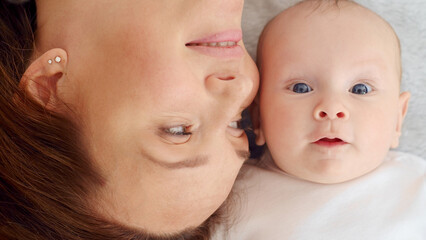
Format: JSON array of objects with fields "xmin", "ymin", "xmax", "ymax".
[
  {"xmin": 314, "ymin": 138, "xmax": 347, "ymax": 147},
  {"xmin": 186, "ymin": 29, "xmax": 244, "ymax": 58},
  {"xmin": 187, "ymin": 29, "xmax": 242, "ymax": 44}
]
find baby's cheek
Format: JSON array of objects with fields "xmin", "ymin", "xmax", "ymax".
[
  {"xmin": 262, "ymin": 108, "xmax": 285, "ymax": 135},
  {"xmin": 355, "ymin": 112, "xmax": 395, "ymax": 159}
]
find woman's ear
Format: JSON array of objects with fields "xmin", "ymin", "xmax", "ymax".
[
  {"xmin": 391, "ymin": 91, "xmax": 410, "ymax": 148},
  {"xmin": 19, "ymin": 48, "xmax": 68, "ymax": 111},
  {"xmin": 250, "ymin": 95, "xmax": 265, "ymax": 146}
]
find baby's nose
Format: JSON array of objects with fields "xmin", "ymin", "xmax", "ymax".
[{"xmin": 313, "ymin": 98, "xmax": 349, "ymax": 121}]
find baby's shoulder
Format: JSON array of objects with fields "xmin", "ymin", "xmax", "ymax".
[
  {"xmin": 221, "ymin": 152, "xmax": 426, "ymax": 240},
  {"xmin": 386, "ymin": 150, "xmax": 426, "ymax": 163},
  {"xmin": 236, "ymin": 150, "xmax": 426, "ymax": 197},
  {"xmin": 234, "ymin": 159, "xmax": 316, "ymax": 198},
  {"xmin": 382, "ymin": 150, "xmax": 426, "ymax": 177}
]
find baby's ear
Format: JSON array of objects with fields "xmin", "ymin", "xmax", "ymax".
[
  {"xmin": 19, "ymin": 48, "xmax": 68, "ymax": 111},
  {"xmin": 250, "ymin": 94, "xmax": 265, "ymax": 146},
  {"xmin": 391, "ymin": 91, "xmax": 410, "ymax": 148}
]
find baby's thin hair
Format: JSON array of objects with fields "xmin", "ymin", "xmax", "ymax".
[
  {"xmin": 257, "ymin": 0, "xmax": 402, "ymax": 82},
  {"xmin": 258, "ymin": 0, "xmax": 347, "ymax": 68}
]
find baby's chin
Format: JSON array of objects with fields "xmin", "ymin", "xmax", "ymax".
[
  {"xmin": 277, "ymin": 159, "xmax": 385, "ymax": 184},
  {"xmin": 295, "ymin": 172, "xmax": 372, "ymax": 184}
]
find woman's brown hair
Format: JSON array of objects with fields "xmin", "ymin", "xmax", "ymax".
[{"xmin": 0, "ymin": 1, "xmax": 216, "ymax": 239}]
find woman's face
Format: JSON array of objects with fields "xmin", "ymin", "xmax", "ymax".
[{"xmin": 37, "ymin": 0, "xmax": 258, "ymax": 234}]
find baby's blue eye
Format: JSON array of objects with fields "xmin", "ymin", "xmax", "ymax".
[
  {"xmin": 350, "ymin": 83, "xmax": 372, "ymax": 95},
  {"xmin": 291, "ymin": 83, "xmax": 312, "ymax": 93}
]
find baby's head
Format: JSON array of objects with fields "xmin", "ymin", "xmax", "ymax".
[{"xmin": 254, "ymin": 0, "xmax": 410, "ymax": 184}]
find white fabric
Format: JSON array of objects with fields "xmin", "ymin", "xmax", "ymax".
[
  {"xmin": 242, "ymin": 0, "xmax": 426, "ymax": 159},
  {"xmin": 213, "ymin": 151, "xmax": 426, "ymax": 240}
]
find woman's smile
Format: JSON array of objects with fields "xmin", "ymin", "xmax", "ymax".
[{"xmin": 186, "ymin": 29, "xmax": 244, "ymax": 58}]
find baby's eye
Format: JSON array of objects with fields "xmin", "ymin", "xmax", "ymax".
[
  {"xmin": 227, "ymin": 120, "xmax": 245, "ymax": 137},
  {"xmin": 350, "ymin": 83, "xmax": 372, "ymax": 95},
  {"xmin": 290, "ymin": 83, "xmax": 313, "ymax": 93},
  {"xmin": 162, "ymin": 125, "xmax": 192, "ymax": 144}
]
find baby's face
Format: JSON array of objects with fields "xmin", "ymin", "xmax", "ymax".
[{"xmin": 257, "ymin": 1, "xmax": 410, "ymax": 183}]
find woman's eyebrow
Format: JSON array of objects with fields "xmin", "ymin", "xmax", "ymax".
[
  {"xmin": 147, "ymin": 155, "xmax": 210, "ymax": 169},
  {"xmin": 236, "ymin": 149, "xmax": 251, "ymax": 161},
  {"xmin": 147, "ymin": 149, "xmax": 250, "ymax": 170}
]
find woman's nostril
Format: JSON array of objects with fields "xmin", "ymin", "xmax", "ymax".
[
  {"xmin": 218, "ymin": 76, "xmax": 235, "ymax": 81},
  {"xmin": 319, "ymin": 111, "xmax": 327, "ymax": 118}
]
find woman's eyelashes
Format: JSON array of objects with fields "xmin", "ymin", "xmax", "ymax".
[
  {"xmin": 162, "ymin": 125, "xmax": 192, "ymax": 144},
  {"xmin": 227, "ymin": 119, "xmax": 245, "ymax": 137},
  {"xmin": 350, "ymin": 83, "xmax": 373, "ymax": 95},
  {"xmin": 228, "ymin": 120, "xmax": 241, "ymax": 129},
  {"xmin": 165, "ymin": 125, "xmax": 192, "ymax": 136},
  {"xmin": 161, "ymin": 119, "xmax": 245, "ymax": 144}
]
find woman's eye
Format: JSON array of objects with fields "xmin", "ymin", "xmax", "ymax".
[
  {"xmin": 162, "ymin": 125, "xmax": 192, "ymax": 144},
  {"xmin": 165, "ymin": 126, "xmax": 191, "ymax": 136},
  {"xmin": 350, "ymin": 83, "xmax": 372, "ymax": 95},
  {"xmin": 227, "ymin": 120, "xmax": 245, "ymax": 137},
  {"xmin": 290, "ymin": 83, "xmax": 313, "ymax": 93},
  {"xmin": 228, "ymin": 120, "xmax": 241, "ymax": 129}
]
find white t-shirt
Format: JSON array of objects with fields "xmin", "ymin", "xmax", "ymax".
[{"xmin": 213, "ymin": 151, "xmax": 426, "ymax": 240}]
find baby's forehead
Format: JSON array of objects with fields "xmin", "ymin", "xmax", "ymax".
[
  {"xmin": 257, "ymin": 0, "xmax": 401, "ymax": 78},
  {"xmin": 264, "ymin": 1, "xmax": 396, "ymax": 41}
]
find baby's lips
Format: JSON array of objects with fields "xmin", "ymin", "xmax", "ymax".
[
  {"xmin": 313, "ymin": 137, "xmax": 348, "ymax": 147},
  {"xmin": 317, "ymin": 137, "xmax": 344, "ymax": 143}
]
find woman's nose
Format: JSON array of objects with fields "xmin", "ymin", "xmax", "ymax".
[
  {"xmin": 313, "ymin": 98, "xmax": 349, "ymax": 121},
  {"xmin": 205, "ymin": 73, "xmax": 254, "ymax": 106}
]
